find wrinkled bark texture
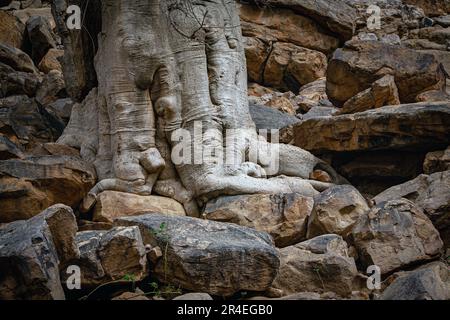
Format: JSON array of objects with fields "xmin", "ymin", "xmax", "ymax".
[{"xmin": 54, "ymin": 0, "xmax": 341, "ymax": 213}]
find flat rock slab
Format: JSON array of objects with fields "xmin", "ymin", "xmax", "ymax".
[
  {"xmin": 115, "ymin": 214, "xmax": 280, "ymax": 297},
  {"xmin": 294, "ymin": 102, "xmax": 450, "ymax": 153}
]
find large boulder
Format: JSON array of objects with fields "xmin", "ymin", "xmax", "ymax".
[
  {"xmin": 239, "ymin": 2, "xmax": 340, "ymax": 54},
  {"xmin": 294, "ymin": 102, "xmax": 450, "ymax": 153},
  {"xmin": 250, "ymin": 103, "xmax": 300, "ymax": 132},
  {"xmin": 352, "ymin": 199, "xmax": 443, "ymax": 275},
  {"xmin": 0, "ymin": 95, "xmax": 65, "ymax": 151},
  {"xmin": 0, "ymin": 156, "xmax": 96, "ymax": 223},
  {"xmin": 204, "ymin": 193, "xmax": 313, "ymax": 247},
  {"xmin": 115, "ymin": 214, "xmax": 280, "ymax": 296},
  {"xmin": 423, "ymin": 147, "xmax": 450, "ymax": 174},
  {"xmin": 38, "ymin": 48, "xmax": 63, "ymax": 74},
  {"xmin": 403, "ymin": 0, "xmax": 450, "ymax": 17},
  {"xmin": 0, "ymin": 42, "xmax": 39, "ymax": 74},
  {"xmin": 381, "ymin": 262, "xmax": 450, "ymax": 300},
  {"xmin": 0, "ymin": 205, "xmax": 79, "ymax": 300},
  {"xmin": 92, "ymin": 191, "xmax": 186, "ymax": 224},
  {"xmin": 373, "ymin": 171, "xmax": 450, "ymax": 247},
  {"xmin": 62, "ymin": 226, "xmax": 148, "ymax": 288},
  {"xmin": 270, "ymin": 234, "xmax": 360, "ymax": 297},
  {"xmin": 306, "ymin": 185, "xmax": 369, "ymax": 240},
  {"xmin": 25, "ymin": 15, "xmax": 56, "ymax": 65},
  {"xmin": 0, "ymin": 62, "xmax": 41, "ymax": 98},
  {"xmin": 326, "ymin": 41, "xmax": 446, "ymax": 106}
]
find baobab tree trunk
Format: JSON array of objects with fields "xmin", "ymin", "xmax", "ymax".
[{"xmin": 54, "ymin": 0, "xmax": 343, "ymax": 215}]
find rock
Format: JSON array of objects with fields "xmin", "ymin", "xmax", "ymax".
[
  {"xmin": 0, "ymin": 204, "xmax": 78, "ymax": 300},
  {"xmin": 0, "ymin": 95, "xmax": 65, "ymax": 150},
  {"xmin": 250, "ymin": 103, "xmax": 300, "ymax": 132},
  {"xmin": 296, "ymin": 78, "xmax": 329, "ymax": 113},
  {"xmin": 270, "ymin": 234, "xmax": 360, "ymax": 297},
  {"xmin": 434, "ymin": 15, "xmax": 450, "ymax": 27},
  {"xmin": 115, "ymin": 214, "xmax": 280, "ymax": 296},
  {"xmin": 403, "ymin": 0, "xmax": 450, "ymax": 17},
  {"xmin": 337, "ymin": 75, "xmax": 400, "ymax": 115},
  {"xmin": 204, "ymin": 193, "xmax": 313, "ymax": 247},
  {"xmin": 26, "ymin": 15, "xmax": 56, "ymax": 65},
  {"xmin": 239, "ymin": 3, "xmax": 340, "ymax": 54},
  {"xmin": 266, "ymin": 0, "xmax": 357, "ymax": 40},
  {"xmin": 326, "ymin": 41, "xmax": 446, "ymax": 106},
  {"xmin": 38, "ymin": 48, "xmax": 63, "ymax": 73},
  {"xmin": 263, "ymin": 42, "xmax": 327, "ymax": 92},
  {"xmin": 45, "ymin": 98, "xmax": 74, "ymax": 124},
  {"xmin": 0, "ymin": 156, "xmax": 96, "ymax": 223},
  {"xmin": 352, "ymin": 199, "xmax": 443, "ymax": 275},
  {"xmin": 423, "ymin": 147, "xmax": 450, "ymax": 174},
  {"xmin": 306, "ymin": 185, "xmax": 369, "ymax": 240},
  {"xmin": 14, "ymin": 7, "xmax": 55, "ymax": 28},
  {"xmin": 373, "ymin": 171, "xmax": 450, "ymax": 247},
  {"xmin": 112, "ymin": 291, "xmax": 150, "ymax": 301},
  {"xmin": 294, "ymin": 102, "xmax": 450, "ymax": 153},
  {"xmin": 301, "ymin": 106, "xmax": 338, "ymax": 120},
  {"xmin": 244, "ymin": 37, "xmax": 271, "ymax": 84},
  {"xmin": 173, "ymin": 293, "xmax": 213, "ymax": 301},
  {"xmin": 52, "ymin": 0, "xmax": 101, "ymax": 101},
  {"xmin": 92, "ymin": 191, "xmax": 186, "ymax": 224},
  {"xmin": 381, "ymin": 262, "xmax": 450, "ymax": 300},
  {"xmin": 0, "ymin": 42, "xmax": 38, "ymax": 74},
  {"xmin": 0, "ymin": 10, "xmax": 25, "ymax": 49},
  {"xmin": 36, "ymin": 70, "xmax": 66, "ymax": 105},
  {"xmin": 0, "ymin": 62, "xmax": 41, "ymax": 98},
  {"xmin": 67, "ymin": 226, "xmax": 147, "ymax": 287},
  {"xmin": 0, "ymin": 134, "xmax": 24, "ymax": 160}
]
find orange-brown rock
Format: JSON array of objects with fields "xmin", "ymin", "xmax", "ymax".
[
  {"xmin": 0, "ymin": 11, "xmax": 25, "ymax": 50},
  {"xmin": 326, "ymin": 41, "xmax": 446, "ymax": 106},
  {"xmin": 38, "ymin": 48, "xmax": 63, "ymax": 73}
]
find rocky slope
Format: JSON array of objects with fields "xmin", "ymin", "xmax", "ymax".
[{"xmin": 0, "ymin": 0, "xmax": 449, "ymax": 300}]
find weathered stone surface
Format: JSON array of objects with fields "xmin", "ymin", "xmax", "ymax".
[
  {"xmin": 38, "ymin": 48, "xmax": 63, "ymax": 74},
  {"xmin": 352, "ymin": 199, "xmax": 443, "ymax": 275},
  {"xmin": 36, "ymin": 70, "xmax": 66, "ymax": 105},
  {"xmin": 403, "ymin": 0, "xmax": 450, "ymax": 17},
  {"xmin": 307, "ymin": 185, "xmax": 369, "ymax": 239},
  {"xmin": 26, "ymin": 15, "xmax": 56, "ymax": 65},
  {"xmin": 0, "ymin": 134, "xmax": 23, "ymax": 160},
  {"xmin": 115, "ymin": 214, "xmax": 280, "ymax": 296},
  {"xmin": 296, "ymin": 78, "xmax": 329, "ymax": 113},
  {"xmin": 239, "ymin": 3, "xmax": 340, "ymax": 54},
  {"xmin": 381, "ymin": 262, "xmax": 450, "ymax": 300},
  {"xmin": 204, "ymin": 193, "xmax": 313, "ymax": 247},
  {"xmin": 248, "ymin": 86, "xmax": 298, "ymax": 115},
  {"xmin": 264, "ymin": 0, "xmax": 357, "ymax": 40},
  {"xmin": 0, "ymin": 42, "xmax": 38, "ymax": 74},
  {"xmin": 263, "ymin": 42, "xmax": 327, "ymax": 92},
  {"xmin": 0, "ymin": 95, "xmax": 65, "ymax": 150},
  {"xmin": 14, "ymin": 7, "xmax": 55, "ymax": 28},
  {"xmin": 93, "ymin": 191, "xmax": 186, "ymax": 224},
  {"xmin": 0, "ymin": 10, "xmax": 25, "ymax": 49},
  {"xmin": 373, "ymin": 171, "xmax": 450, "ymax": 247},
  {"xmin": 294, "ymin": 102, "xmax": 450, "ymax": 153},
  {"xmin": 250, "ymin": 103, "xmax": 300, "ymax": 131},
  {"xmin": 337, "ymin": 75, "xmax": 400, "ymax": 115},
  {"xmin": 0, "ymin": 204, "xmax": 78, "ymax": 300},
  {"xmin": 270, "ymin": 234, "xmax": 360, "ymax": 297},
  {"xmin": 65, "ymin": 226, "xmax": 147, "ymax": 287},
  {"xmin": 173, "ymin": 293, "xmax": 213, "ymax": 301},
  {"xmin": 423, "ymin": 147, "xmax": 450, "ymax": 174},
  {"xmin": 326, "ymin": 41, "xmax": 446, "ymax": 106},
  {"xmin": 0, "ymin": 156, "xmax": 96, "ymax": 223},
  {"xmin": 301, "ymin": 106, "xmax": 338, "ymax": 120},
  {"xmin": 0, "ymin": 62, "xmax": 41, "ymax": 98}
]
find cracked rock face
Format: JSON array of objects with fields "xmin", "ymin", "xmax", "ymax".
[{"xmin": 115, "ymin": 213, "xmax": 280, "ymax": 297}]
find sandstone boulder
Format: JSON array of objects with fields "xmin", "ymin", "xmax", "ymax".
[
  {"xmin": 25, "ymin": 15, "xmax": 56, "ymax": 65},
  {"xmin": 403, "ymin": 0, "xmax": 450, "ymax": 17},
  {"xmin": 115, "ymin": 214, "xmax": 280, "ymax": 296},
  {"xmin": 294, "ymin": 102, "xmax": 450, "ymax": 153},
  {"xmin": 204, "ymin": 193, "xmax": 313, "ymax": 247},
  {"xmin": 326, "ymin": 41, "xmax": 446, "ymax": 106},
  {"xmin": 306, "ymin": 185, "xmax": 369, "ymax": 240},
  {"xmin": 0, "ymin": 134, "xmax": 24, "ymax": 160},
  {"xmin": 0, "ymin": 156, "xmax": 96, "ymax": 223},
  {"xmin": 38, "ymin": 48, "xmax": 63, "ymax": 73},
  {"xmin": 250, "ymin": 103, "xmax": 300, "ymax": 132},
  {"xmin": 0, "ymin": 204, "xmax": 78, "ymax": 300},
  {"xmin": 352, "ymin": 199, "xmax": 443, "ymax": 275},
  {"xmin": 0, "ymin": 42, "xmax": 38, "ymax": 74},
  {"xmin": 296, "ymin": 78, "xmax": 329, "ymax": 113},
  {"xmin": 36, "ymin": 69, "xmax": 66, "ymax": 105},
  {"xmin": 270, "ymin": 234, "xmax": 360, "ymax": 297},
  {"xmin": 92, "ymin": 191, "xmax": 186, "ymax": 224},
  {"xmin": 65, "ymin": 226, "xmax": 148, "ymax": 288},
  {"xmin": 381, "ymin": 262, "xmax": 450, "ymax": 300},
  {"xmin": 0, "ymin": 62, "xmax": 41, "ymax": 98}
]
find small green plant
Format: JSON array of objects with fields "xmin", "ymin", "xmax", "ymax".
[
  {"xmin": 150, "ymin": 222, "xmax": 171, "ymax": 282},
  {"xmin": 313, "ymin": 266, "xmax": 326, "ymax": 291}
]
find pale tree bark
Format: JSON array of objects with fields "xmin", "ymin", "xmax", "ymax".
[{"xmin": 54, "ymin": 0, "xmax": 344, "ymax": 215}]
